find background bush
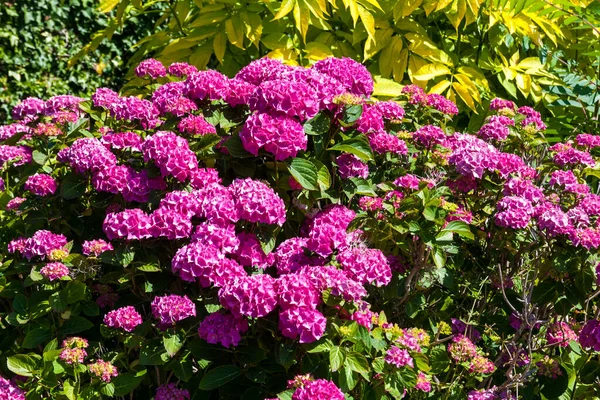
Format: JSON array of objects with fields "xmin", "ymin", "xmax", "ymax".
[{"xmin": 0, "ymin": 0, "xmax": 155, "ymax": 121}]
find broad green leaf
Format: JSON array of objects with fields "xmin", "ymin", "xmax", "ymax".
[
  {"xmin": 59, "ymin": 316, "xmax": 94, "ymax": 335},
  {"xmin": 412, "ymin": 63, "xmax": 451, "ymax": 80},
  {"xmin": 199, "ymin": 365, "xmax": 242, "ymax": 390},
  {"xmin": 438, "ymin": 221, "xmax": 474, "ymax": 240},
  {"xmin": 163, "ymin": 333, "xmax": 184, "ymax": 357},
  {"xmin": 98, "ymin": 0, "xmax": 120, "ymax": 13},
  {"xmin": 225, "ymin": 16, "xmax": 245, "ymax": 49},
  {"xmin": 112, "ymin": 369, "xmax": 147, "ymax": 396},
  {"xmin": 329, "ymin": 135, "xmax": 374, "ymax": 162},
  {"xmin": 345, "ymin": 352, "xmax": 370, "ymax": 373},
  {"xmin": 287, "ymin": 158, "xmax": 318, "ymax": 190},
  {"xmin": 213, "ymin": 32, "xmax": 227, "ymax": 63},
  {"xmin": 329, "ymin": 346, "xmax": 345, "ymax": 372},
  {"xmin": 273, "ymin": 0, "xmax": 296, "ymax": 20},
  {"xmin": 7, "ymin": 354, "xmax": 41, "ymax": 376}
]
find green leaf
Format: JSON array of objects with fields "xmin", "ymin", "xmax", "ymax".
[
  {"xmin": 339, "ymin": 104, "xmax": 363, "ymax": 126},
  {"xmin": 163, "ymin": 333, "xmax": 183, "ymax": 358},
  {"xmin": 330, "ymin": 135, "xmax": 374, "ymax": 161},
  {"xmin": 32, "ymin": 150, "xmax": 47, "ymax": 165},
  {"xmin": 276, "ymin": 342, "xmax": 296, "ymax": 369},
  {"xmin": 314, "ymin": 159, "xmax": 332, "ymax": 191},
  {"xmin": 345, "ymin": 352, "xmax": 370, "ymax": 373},
  {"xmin": 173, "ymin": 352, "xmax": 194, "ymax": 382},
  {"xmin": 287, "ymin": 158, "xmax": 318, "ymax": 190},
  {"xmin": 304, "ymin": 112, "xmax": 330, "ymax": 136},
  {"xmin": 199, "ymin": 365, "xmax": 242, "ymax": 390},
  {"xmin": 224, "ymin": 134, "xmax": 253, "ymax": 158},
  {"xmin": 329, "ymin": 346, "xmax": 345, "ymax": 372},
  {"xmin": 112, "ymin": 369, "xmax": 147, "ymax": 396},
  {"xmin": 140, "ymin": 341, "xmax": 170, "ymax": 365},
  {"xmin": 22, "ymin": 326, "xmax": 52, "ymax": 349},
  {"xmin": 437, "ymin": 221, "xmax": 474, "ymax": 240},
  {"xmin": 60, "ymin": 173, "xmax": 86, "ymax": 200},
  {"xmin": 7, "ymin": 354, "xmax": 41, "ymax": 376},
  {"xmin": 98, "ymin": 0, "xmax": 120, "ymax": 13},
  {"xmin": 59, "ymin": 316, "xmax": 94, "ymax": 335}
]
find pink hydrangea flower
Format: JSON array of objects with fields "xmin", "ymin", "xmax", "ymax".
[
  {"xmin": 12, "ymin": 97, "xmax": 45, "ymax": 121},
  {"xmin": 100, "ymin": 131, "xmax": 143, "ymax": 152},
  {"xmin": 0, "ymin": 145, "xmax": 33, "ymax": 167},
  {"xmin": 235, "ymin": 57, "xmax": 294, "ymax": 85},
  {"xmin": 24, "ymin": 173, "xmax": 57, "ymax": 196},
  {"xmin": 249, "ymin": 79, "xmax": 319, "ymax": 121},
  {"xmin": 337, "ymin": 246, "xmax": 392, "ymax": 287},
  {"xmin": 108, "ymin": 96, "xmax": 161, "ymax": 129},
  {"xmin": 305, "ymin": 205, "xmax": 356, "ymax": 257},
  {"xmin": 171, "ymin": 241, "xmax": 225, "ymax": 284},
  {"xmin": 385, "ymin": 346, "xmax": 414, "ymax": 368},
  {"xmin": 155, "ymin": 384, "xmax": 190, "ymax": 400},
  {"xmin": 229, "ymin": 178, "xmax": 286, "ymax": 226},
  {"xmin": 198, "ymin": 311, "xmax": 249, "ymax": 348},
  {"xmin": 151, "ymin": 81, "xmax": 197, "ymax": 116},
  {"xmin": 103, "ymin": 208, "xmax": 152, "ymax": 240},
  {"xmin": 490, "ymin": 98, "xmax": 515, "ymax": 111},
  {"xmin": 148, "ymin": 208, "xmax": 193, "ymax": 240},
  {"xmin": 233, "ymin": 232, "xmax": 274, "ymax": 268},
  {"xmin": 219, "ymin": 274, "xmax": 278, "ymax": 318},
  {"xmin": 291, "ymin": 378, "xmax": 344, "ymax": 400},
  {"xmin": 40, "ymin": 262, "xmax": 69, "ymax": 281},
  {"xmin": 18, "ymin": 230, "xmax": 68, "ymax": 260},
  {"xmin": 59, "ymin": 138, "xmax": 117, "ymax": 174},
  {"xmin": 167, "ymin": 62, "xmax": 198, "ymax": 77},
  {"xmin": 103, "ymin": 306, "xmax": 143, "ymax": 332},
  {"xmin": 495, "ymin": 196, "xmax": 534, "ymax": 229},
  {"xmin": 478, "ymin": 121, "xmax": 510, "ymax": 141},
  {"xmin": 448, "ymin": 335, "xmax": 477, "ymax": 362},
  {"xmin": 368, "ymin": 131, "xmax": 408, "ymax": 155},
  {"xmin": 92, "ymin": 88, "xmax": 119, "ymax": 108},
  {"xmin": 299, "ymin": 265, "xmax": 367, "ymax": 301},
  {"xmin": 177, "ymin": 115, "xmax": 216, "ymax": 136},
  {"xmin": 60, "ymin": 348, "xmax": 87, "ymax": 364},
  {"xmin": 186, "ymin": 70, "xmax": 229, "ymax": 101},
  {"xmin": 579, "ymin": 319, "xmax": 600, "ymax": 351},
  {"xmin": 546, "ymin": 322, "xmax": 577, "ymax": 347},
  {"xmin": 142, "ymin": 131, "xmax": 198, "ymax": 182},
  {"xmin": 88, "ymin": 360, "xmax": 118, "ymax": 382},
  {"xmin": 426, "ymin": 93, "xmax": 458, "ymax": 115},
  {"xmin": 416, "ymin": 372, "xmax": 432, "ymax": 392},
  {"xmin": 135, "ymin": 58, "xmax": 166, "ymax": 79},
  {"xmin": 336, "ymin": 153, "xmax": 369, "ymax": 179},
  {"xmin": 312, "ymin": 57, "xmax": 373, "ymax": 97},
  {"xmin": 0, "ymin": 376, "xmax": 25, "ymax": 400},
  {"xmin": 240, "ymin": 113, "xmax": 307, "ymax": 160},
  {"xmin": 191, "ymin": 221, "xmax": 239, "ymax": 254},
  {"xmin": 469, "ymin": 355, "xmax": 496, "ymax": 374},
  {"xmin": 151, "ymin": 294, "xmax": 196, "ymax": 326},
  {"xmin": 279, "ymin": 307, "xmax": 327, "ymax": 343}
]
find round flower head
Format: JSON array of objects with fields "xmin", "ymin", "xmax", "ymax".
[
  {"xmin": 229, "ymin": 178, "xmax": 286, "ymax": 226},
  {"xmin": 177, "ymin": 114, "xmax": 216, "ymax": 135},
  {"xmin": 276, "ymin": 274, "xmax": 321, "ymax": 310},
  {"xmin": 193, "ymin": 182, "xmax": 239, "ymax": 223},
  {"xmin": 235, "ymin": 57, "xmax": 294, "ymax": 85},
  {"xmin": 359, "ymin": 196, "xmax": 383, "ymax": 211},
  {"xmin": 355, "ymin": 105, "xmax": 384, "ymax": 134},
  {"xmin": 426, "ymin": 93, "xmax": 458, "ymax": 115},
  {"xmin": 167, "ymin": 62, "xmax": 198, "ymax": 77},
  {"xmin": 576, "ymin": 133, "xmax": 600, "ymax": 148},
  {"xmin": 186, "ymin": 70, "xmax": 229, "ymax": 101},
  {"xmin": 21, "ymin": 230, "xmax": 68, "ymax": 260},
  {"xmin": 337, "ymin": 246, "xmax": 392, "ymax": 287},
  {"xmin": 280, "ymin": 67, "xmax": 346, "ymax": 110},
  {"xmin": 373, "ymin": 100, "xmax": 405, "ymax": 121},
  {"xmin": 92, "ymin": 87, "xmax": 119, "ymax": 108},
  {"xmin": 503, "ymin": 178, "xmax": 544, "ymax": 203},
  {"xmin": 248, "ymin": 79, "xmax": 319, "ymax": 121},
  {"xmin": 495, "ymin": 196, "xmax": 534, "ymax": 229},
  {"xmin": 537, "ymin": 207, "xmax": 571, "ymax": 236},
  {"xmin": 305, "ymin": 205, "xmax": 356, "ymax": 257},
  {"xmin": 103, "ymin": 306, "xmax": 143, "ymax": 332},
  {"xmin": 142, "ymin": 131, "xmax": 198, "ymax": 182},
  {"xmin": 151, "ymin": 294, "xmax": 196, "ymax": 326},
  {"xmin": 135, "ymin": 58, "xmax": 166, "ymax": 79},
  {"xmin": 416, "ymin": 372, "xmax": 432, "ymax": 392},
  {"xmin": 0, "ymin": 145, "xmax": 33, "ymax": 168},
  {"xmin": 59, "ymin": 347, "xmax": 87, "ymax": 364},
  {"xmin": 101, "ymin": 131, "xmax": 143, "ymax": 152},
  {"xmin": 274, "ymin": 237, "xmax": 322, "ymax": 275},
  {"xmin": 218, "ymin": 274, "xmax": 278, "ymax": 318},
  {"xmin": 413, "ymin": 125, "xmax": 447, "ymax": 148},
  {"xmin": 546, "ymin": 322, "xmax": 577, "ymax": 347},
  {"xmin": 336, "ymin": 153, "xmax": 369, "ymax": 179},
  {"xmin": 191, "ymin": 221, "xmax": 239, "ymax": 254},
  {"xmin": 155, "ymin": 384, "xmax": 190, "ymax": 400},
  {"xmin": 312, "ymin": 57, "xmax": 373, "ymax": 97},
  {"xmin": 103, "ymin": 208, "xmax": 152, "ymax": 240},
  {"xmin": 0, "ymin": 123, "xmax": 30, "ymax": 141},
  {"xmin": 448, "ymin": 334, "xmax": 477, "ymax": 362},
  {"xmin": 368, "ymin": 131, "xmax": 408, "ymax": 155},
  {"xmin": 40, "ymin": 262, "xmax": 69, "ymax": 281},
  {"xmin": 490, "ymin": 98, "xmax": 515, "ymax": 111},
  {"xmin": 279, "ymin": 307, "xmax": 327, "ymax": 343},
  {"xmin": 24, "ymin": 173, "xmax": 57, "ymax": 196},
  {"xmin": 0, "ymin": 375, "xmax": 25, "ymax": 400},
  {"xmin": 108, "ymin": 96, "xmax": 161, "ymax": 129},
  {"xmin": 88, "ymin": 360, "xmax": 118, "ymax": 382},
  {"xmin": 223, "ymin": 78, "xmax": 257, "ymax": 107},
  {"xmin": 233, "ymin": 232, "xmax": 274, "ymax": 268},
  {"xmin": 198, "ymin": 311, "xmax": 249, "ymax": 348},
  {"xmin": 579, "ymin": 319, "xmax": 600, "ymax": 351},
  {"xmin": 240, "ymin": 113, "xmax": 307, "ymax": 160},
  {"xmin": 401, "ymin": 84, "xmax": 427, "ymax": 104},
  {"xmin": 299, "ymin": 265, "xmax": 367, "ymax": 301},
  {"xmin": 291, "ymin": 378, "xmax": 344, "ymax": 400},
  {"xmin": 467, "ymin": 389, "xmax": 498, "ymax": 400},
  {"xmin": 478, "ymin": 120, "xmax": 510, "ymax": 141},
  {"xmin": 385, "ymin": 346, "xmax": 414, "ymax": 368},
  {"xmin": 148, "ymin": 208, "xmax": 193, "ymax": 240},
  {"xmin": 152, "ymin": 81, "xmax": 197, "ymax": 117},
  {"xmin": 469, "ymin": 355, "xmax": 496, "ymax": 374},
  {"xmin": 12, "ymin": 97, "xmax": 46, "ymax": 121},
  {"xmin": 189, "ymin": 167, "xmax": 221, "ymax": 189},
  {"xmin": 171, "ymin": 241, "xmax": 226, "ymax": 284},
  {"xmin": 60, "ymin": 138, "xmax": 117, "ymax": 174}
]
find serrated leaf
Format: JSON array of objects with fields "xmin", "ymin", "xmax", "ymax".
[
  {"xmin": 412, "ymin": 63, "xmax": 451, "ymax": 80},
  {"xmin": 287, "ymin": 158, "xmax": 318, "ymax": 190},
  {"xmin": 329, "ymin": 135, "xmax": 374, "ymax": 162},
  {"xmin": 329, "ymin": 346, "xmax": 345, "ymax": 372}
]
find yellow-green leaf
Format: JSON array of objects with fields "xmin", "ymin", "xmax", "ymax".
[
  {"xmin": 395, "ymin": 48, "xmax": 409, "ymax": 81},
  {"xmin": 98, "ymin": 0, "xmax": 121, "ymax": 13},
  {"xmin": 394, "ymin": 0, "xmax": 423, "ymax": 19},
  {"xmin": 364, "ymin": 28, "xmax": 393, "ymax": 61},
  {"xmin": 379, "ymin": 36, "xmax": 402, "ymax": 78},
  {"xmin": 412, "ymin": 63, "xmax": 451, "ymax": 80},
  {"xmin": 373, "ymin": 76, "xmax": 404, "ymax": 97},
  {"xmin": 515, "ymin": 73, "xmax": 532, "ymax": 97},
  {"xmin": 452, "ymin": 82, "xmax": 476, "ymax": 111},
  {"xmin": 305, "ymin": 42, "xmax": 334, "ymax": 60},
  {"xmin": 357, "ymin": 4, "xmax": 376, "ymax": 40},
  {"xmin": 454, "ymin": 73, "xmax": 481, "ymax": 104},
  {"xmin": 240, "ymin": 11, "xmax": 263, "ymax": 47},
  {"xmin": 429, "ymin": 80, "xmax": 452, "ymax": 94},
  {"xmin": 225, "ymin": 16, "xmax": 245, "ymax": 49},
  {"xmin": 445, "ymin": 0, "xmax": 467, "ymax": 31},
  {"xmin": 213, "ymin": 31, "xmax": 227, "ymax": 63},
  {"xmin": 188, "ymin": 10, "xmax": 229, "ymax": 29},
  {"xmin": 293, "ymin": 0, "xmax": 311, "ymax": 42},
  {"xmin": 273, "ymin": 0, "xmax": 296, "ymax": 20}
]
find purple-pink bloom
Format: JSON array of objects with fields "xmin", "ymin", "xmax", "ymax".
[
  {"xmin": 135, "ymin": 58, "xmax": 166, "ymax": 79},
  {"xmin": 24, "ymin": 173, "xmax": 57, "ymax": 196},
  {"xmin": 240, "ymin": 113, "xmax": 307, "ymax": 160},
  {"xmin": 337, "ymin": 246, "xmax": 392, "ymax": 287},
  {"xmin": 171, "ymin": 241, "xmax": 225, "ymax": 284},
  {"xmin": 426, "ymin": 94, "xmax": 458, "ymax": 115},
  {"xmin": 291, "ymin": 378, "xmax": 344, "ymax": 400},
  {"xmin": 546, "ymin": 322, "xmax": 577, "ymax": 347},
  {"xmin": 233, "ymin": 232, "xmax": 274, "ymax": 269},
  {"xmin": 186, "ymin": 70, "xmax": 229, "ymax": 101},
  {"xmin": 305, "ymin": 205, "xmax": 355, "ymax": 257},
  {"xmin": 177, "ymin": 114, "xmax": 216, "ymax": 136},
  {"xmin": 151, "ymin": 294, "xmax": 196, "ymax": 326},
  {"xmin": 229, "ymin": 178, "xmax": 286, "ymax": 226},
  {"xmin": 103, "ymin": 208, "xmax": 152, "ymax": 240},
  {"xmin": 579, "ymin": 319, "xmax": 600, "ymax": 351},
  {"xmin": 495, "ymin": 196, "xmax": 534, "ymax": 229},
  {"xmin": 167, "ymin": 62, "xmax": 198, "ymax": 77},
  {"xmin": 108, "ymin": 96, "xmax": 161, "ymax": 129},
  {"xmin": 104, "ymin": 306, "xmax": 143, "ymax": 332},
  {"xmin": 248, "ymin": 79, "xmax": 319, "ymax": 121},
  {"xmin": 312, "ymin": 57, "xmax": 373, "ymax": 97},
  {"xmin": 88, "ymin": 360, "xmax": 118, "ymax": 382},
  {"xmin": 235, "ymin": 57, "xmax": 294, "ymax": 85},
  {"xmin": 279, "ymin": 307, "xmax": 327, "ymax": 343},
  {"xmin": 0, "ymin": 145, "xmax": 33, "ymax": 167},
  {"xmin": 40, "ymin": 262, "xmax": 69, "ymax": 281},
  {"xmin": 336, "ymin": 153, "xmax": 369, "ymax": 179},
  {"xmin": 148, "ymin": 208, "xmax": 193, "ymax": 240},
  {"xmin": 12, "ymin": 97, "xmax": 45, "ymax": 121},
  {"xmin": 385, "ymin": 346, "xmax": 414, "ymax": 368},
  {"xmin": 155, "ymin": 384, "xmax": 190, "ymax": 400},
  {"xmin": 59, "ymin": 138, "xmax": 117, "ymax": 174},
  {"xmin": 82, "ymin": 239, "xmax": 113, "ymax": 257},
  {"xmin": 92, "ymin": 88, "xmax": 119, "ymax": 108},
  {"xmin": 218, "ymin": 274, "xmax": 278, "ymax": 318},
  {"xmin": 0, "ymin": 376, "xmax": 25, "ymax": 400},
  {"xmin": 142, "ymin": 131, "xmax": 198, "ymax": 182},
  {"xmin": 198, "ymin": 311, "xmax": 249, "ymax": 348},
  {"xmin": 368, "ymin": 131, "xmax": 408, "ymax": 155},
  {"xmin": 101, "ymin": 131, "xmax": 143, "ymax": 152}
]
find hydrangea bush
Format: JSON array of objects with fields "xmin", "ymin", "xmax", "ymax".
[{"xmin": 0, "ymin": 57, "xmax": 599, "ymax": 399}]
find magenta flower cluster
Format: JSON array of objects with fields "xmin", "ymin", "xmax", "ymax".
[{"xmin": 103, "ymin": 306, "xmax": 143, "ymax": 332}]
